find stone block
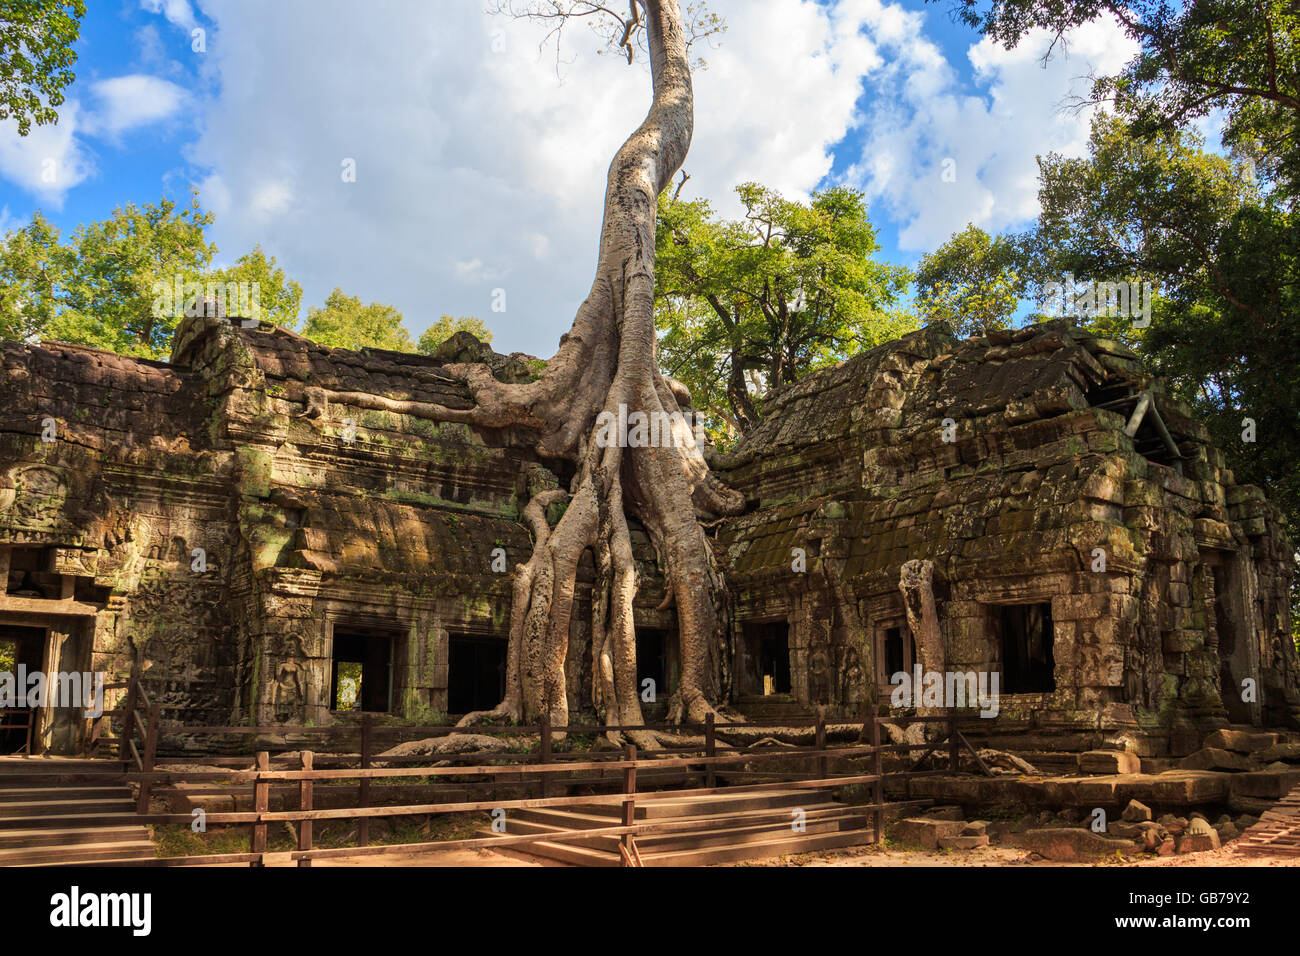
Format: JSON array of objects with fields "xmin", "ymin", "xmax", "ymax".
[
  {"xmin": 1178, "ymin": 748, "xmax": 1256, "ymax": 772},
  {"xmin": 1203, "ymin": 729, "xmax": 1280, "ymax": 753},
  {"xmin": 1013, "ymin": 828, "xmax": 1136, "ymax": 861},
  {"xmin": 1079, "ymin": 750, "xmax": 1141, "ymax": 774},
  {"xmin": 891, "ymin": 817, "xmax": 965, "ymax": 849},
  {"xmin": 1121, "ymin": 799, "xmax": 1152, "ymax": 822},
  {"xmin": 938, "ymin": 834, "xmax": 989, "ymax": 850}
]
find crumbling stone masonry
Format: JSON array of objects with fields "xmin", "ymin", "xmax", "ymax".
[
  {"xmin": 714, "ymin": 321, "xmax": 1299, "ymax": 755},
  {"xmin": 0, "ymin": 315, "xmax": 1295, "ymax": 756}
]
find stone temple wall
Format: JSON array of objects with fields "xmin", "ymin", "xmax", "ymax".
[
  {"xmin": 0, "ymin": 314, "xmax": 1294, "ymax": 756},
  {"xmin": 714, "ymin": 321, "xmax": 1299, "ymax": 754},
  {"xmin": 0, "ymin": 315, "xmax": 668, "ymax": 748}
]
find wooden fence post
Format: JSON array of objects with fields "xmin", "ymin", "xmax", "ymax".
[
  {"xmin": 870, "ymin": 715, "xmax": 884, "ymax": 844},
  {"xmin": 705, "ymin": 712, "xmax": 716, "ymax": 789},
  {"xmin": 118, "ymin": 663, "xmax": 139, "ymax": 764},
  {"xmin": 358, "ymin": 713, "xmax": 372, "ymax": 846},
  {"xmin": 251, "ymin": 750, "xmax": 269, "ymax": 865},
  {"xmin": 135, "ymin": 704, "xmax": 160, "ymax": 814},
  {"xmin": 539, "ymin": 713, "xmax": 552, "ymax": 799},
  {"xmin": 948, "ymin": 710, "xmax": 959, "ymax": 773},
  {"xmin": 620, "ymin": 744, "xmax": 638, "ymax": 867},
  {"xmin": 815, "ymin": 707, "xmax": 827, "ymax": 780},
  {"xmin": 298, "ymin": 751, "xmax": 313, "ymax": 868}
]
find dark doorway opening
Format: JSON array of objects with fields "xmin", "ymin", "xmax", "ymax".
[
  {"xmin": 0, "ymin": 625, "xmax": 45, "ymax": 754},
  {"xmin": 635, "ymin": 628, "xmax": 668, "ymax": 703},
  {"xmin": 329, "ymin": 629, "xmax": 393, "ymax": 713},
  {"xmin": 740, "ymin": 621, "xmax": 791, "ymax": 696},
  {"xmin": 997, "ymin": 603, "xmax": 1055, "ymax": 693},
  {"xmin": 448, "ymin": 635, "xmax": 507, "ymax": 715}
]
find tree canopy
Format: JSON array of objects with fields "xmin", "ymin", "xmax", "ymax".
[
  {"xmin": 655, "ymin": 182, "xmax": 911, "ymax": 441},
  {"xmin": 417, "ymin": 314, "xmax": 493, "ymax": 354},
  {"xmin": 0, "ymin": 0, "xmax": 85, "ymax": 135},
  {"xmin": 914, "ymin": 224, "xmax": 1025, "ymax": 337},
  {"xmin": 0, "ymin": 196, "xmax": 216, "ymax": 358},
  {"xmin": 300, "ymin": 288, "xmax": 413, "ymax": 353}
]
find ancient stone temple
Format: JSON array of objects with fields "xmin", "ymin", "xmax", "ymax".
[{"xmin": 0, "ymin": 313, "xmax": 1295, "ymax": 756}]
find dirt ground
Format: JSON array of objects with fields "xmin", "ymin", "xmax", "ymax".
[{"xmin": 279, "ymin": 841, "xmax": 1298, "ymax": 867}]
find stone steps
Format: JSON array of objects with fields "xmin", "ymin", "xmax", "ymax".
[
  {"xmin": 0, "ymin": 757, "xmax": 154, "ymax": 865},
  {"xmin": 492, "ymin": 786, "xmax": 873, "ymax": 866}
]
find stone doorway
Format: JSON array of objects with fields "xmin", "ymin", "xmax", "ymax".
[
  {"xmin": 447, "ymin": 635, "xmax": 507, "ymax": 715},
  {"xmin": 996, "ymin": 603, "xmax": 1056, "ymax": 693},
  {"xmin": 738, "ymin": 621, "xmax": 792, "ymax": 696},
  {"xmin": 0, "ymin": 625, "xmax": 43, "ymax": 754},
  {"xmin": 329, "ymin": 629, "xmax": 394, "ymax": 713}
]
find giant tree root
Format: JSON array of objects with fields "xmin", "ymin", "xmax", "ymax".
[{"xmin": 299, "ymin": 2, "xmax": 743, "ymax": 749}]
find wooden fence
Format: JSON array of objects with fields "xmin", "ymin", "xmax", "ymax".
[{"xmin": 99, "ymin": 674, "xmax": 989, "ymax": 867}]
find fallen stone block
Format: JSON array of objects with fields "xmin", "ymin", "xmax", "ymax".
[
  {"xmin": 1254, "ymin": 743, "xmax": 1300, "ymax": 764},
  {"xmin": 1012, "ymin": 827, "xmax": 1136, "ymax": 861},
  {"xmin": 923, "ymin": 805, "xmax": 965, "ymax": 821},
  {"xmin": 1230, "ymin": 767, "xmax": 1300, "ymax": 800},
  {"xmin": 1203, "ymin": 729, "xmax": 1279, "ymax": 753},
  {"xmin": 1178, "ymin": 748, "xmax": 1257, "ymax": 772},
  {"xmin": 891, "ymin": 817, "xmax": 965, "ymax": 849},
  {"xmin": 939, "ymin": 834, "xmax": 989, "ymax": 850},
  {"xmin": 1121, "ymin": 799, "xmax": 1152, "ymax": 823},
  {"xmin": 961, "ymin": 820, "xmax": 989, "ymax": 836},
  {"xmin": 1079, "ymin": 750, "xmax": 1141, "ymax": 774}
]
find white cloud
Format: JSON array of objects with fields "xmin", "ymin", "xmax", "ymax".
[
  {"xmin": 184, "ymin": 0, "xmax": 884, "ymax": 356},
  {"xmin": 845, "ymin": 9, "xmax": 1141, "ymax": 251},
  {"xmin": 0, "ymin": 103, "xmax": 94, "ymax": 208},
  {"xmin": 140, "ymin": 0, "xmax": 197, "ymax": 29},
  {"xmin": 85, "ymin": 75, "xmax": 189, "ymax": 138}
]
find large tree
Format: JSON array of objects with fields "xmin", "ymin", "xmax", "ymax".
[
  {"xmin": 656, "ymin": 183, "xmax": 910, "ymax": 441},
  {"xmin": 0, "ymin": 196, "xmax": 216, "ymax": 358},
  {"xmin": 0, "ymin": 198, "xmax": 304, "ymax": 357},
  {"xmin": 913, "ymin": 223, "xmax": 1024, "ymax": 338},
  {"xmin": 417, "ymin": 315, "xmax": 493, "ymax": 353},
  {"xmin": 0, "ymin": 0, "xmax": 85, "ymax": 135},
  {"xmin": 300, "ymin": 288, "xmax": 413, "ymax": 352},
  {"xmin": 299, "ymin": 1, "xmax": 733, "ymax": 743}
]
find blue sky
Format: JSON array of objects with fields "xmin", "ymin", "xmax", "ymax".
[{"xmin": 0, "ymin": 0, "xmax": 1141, "ymax": 357}]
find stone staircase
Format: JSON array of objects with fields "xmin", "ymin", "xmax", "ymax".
[
  {"xmin": 733, "ymin": 694, "xmax": 814, "ymax": 724},
  {"xmin": 0, "ymin": 756, "xmax": 155, "ymax": 866},
  {"xmin": 492, "ymin": 786, "xmax": 874, "ymax": 866}
]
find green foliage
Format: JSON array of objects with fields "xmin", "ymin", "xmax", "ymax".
[
  {"xmin": 655, "ymin": 182, "xmax": 912, "ymax": 442},
  {"xmin": 944, "ymin": 0, "xmax": 1300, "ymax": 201},
  {"xmin": 0, "ymin": 1, "xmax": 85, "ymax": 135},
  {"xmin": 300, "ymin": 288, "xmax": 414, "ymax": 352},
  {"xmin": 1029, "ymin": 115, "xmax": 1300, "ymax": 536},
  {"xmin": 0, "ymin": 639, "xmax": 14, "ymax": 673},
  {"xmin": 416, "ymin": 314, "xmax": 493, "ymax": 354},
  {"xmin": 0, "ymin": 194, "xmax": 217, "ymax": 358},
  {"xmin": 914, "ymin": 224, "xmax": 1025, "ymax": 336},
  {"xmin": 208, "ymin": 245, "xmax": 303, "ymax": 330}
]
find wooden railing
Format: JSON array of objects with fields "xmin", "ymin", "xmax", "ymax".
[{"xmin": 86, "ymin": 671, "xmax": 993, "ymax": 866}]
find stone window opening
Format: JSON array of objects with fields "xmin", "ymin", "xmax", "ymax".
[
  {"xmin": 329, "ymin": 629, "xmax": 394, "ymax": 713},
  {"xmin": 447, "ymin": 634, "xmax": 507, "ymax": 716},
  {"xmin": 876, "ymin": 622, "xmax": 916, "ymax": 694},
  {"xmin": 996, "ymin": 603, "xmax": 1056, "ymax": 694}
]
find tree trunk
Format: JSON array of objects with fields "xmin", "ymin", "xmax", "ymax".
[{"xmin": 300, "ymin": 0, "xmax": 743, "ymax": 745}]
